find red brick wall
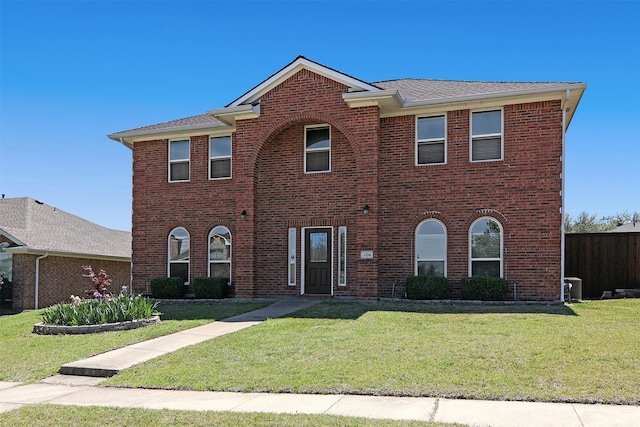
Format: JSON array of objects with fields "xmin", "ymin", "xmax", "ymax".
[
  {"xmin": 9, "ymin": 254, "xmax": 130, "ymax": 311},
  {"xmin": 378, "ymin": 101, "xmax": 563, "ymax": 300},
  {"xmin": 130, "ymin": 69, "xmax": 564, "ymax": 300}
]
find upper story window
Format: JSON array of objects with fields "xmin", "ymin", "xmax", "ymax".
[
  {"xmin": 471, "ymin": 109, "xmax": 503, "ymax": 162},
  {"xmin": 469, "ymin": 217, "xmax": 503, "ymax": 278},
  {"xmin": 416, "ymin": 115, "xmax": 446, "ymax": 165},
  {"xmin": 415, "ymin": 220, "xmax": 446, "ymax": 277},
  {"xmin": 210, "ymin": 136, "xmax": 232, "ymax": 179},
  {"xmin": 168, "ymin": 227, "xmax": 190, "ymax": 283},
  {"xmin": 169, "ymin": 139, "xmax": 190, "ymax": 182},
  {"xmin": 305, "ymin": 125, "xmax": 331, "ymax": 173}
]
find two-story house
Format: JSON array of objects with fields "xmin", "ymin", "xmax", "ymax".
[{"xmin": 109, "ymin": 56, "xmax": 585, "ymax": 301}]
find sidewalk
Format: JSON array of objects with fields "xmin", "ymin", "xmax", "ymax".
[{"xmin": 1, "ymin": 299, "xmax": 639, "ymax": 426}]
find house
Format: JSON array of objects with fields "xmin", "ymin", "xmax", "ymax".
[
  {"xmin": 0, "ymin": 197, "xmax": 131, "ymax": 311},
  {"xmin": 108, "ymin": 56, "xmax": 585, "ymax": 301}
]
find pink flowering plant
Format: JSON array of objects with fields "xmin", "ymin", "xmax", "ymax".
[{"xmin": 41, "ymin": 267, "xmax": 158, "ymax": 326}]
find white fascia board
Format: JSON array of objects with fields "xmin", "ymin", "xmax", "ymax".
[
  {"xmin": 342, "ymin": 89, "xmax": 405, "ymax": 110},
  {"xmin": 5, "ymin": 246, "xmax": 131, "ymax": 262},
  {"xmin": 107, "ymin": 122, "xmax": 233, "ymax": 147},
  {"xmin": 228, "ymin": 57, "xmax": 381, "ymax": 107},
  {"xmin": 208, "ymin": 103, "xmax": 260, "ymax": 126},
  {"xmin": 381, "ymin": 84, "xmax": 586, "ymax": 129},
  {"xmin": 0, "ymin": 228, "xmax": 25, "ymax": 246}
]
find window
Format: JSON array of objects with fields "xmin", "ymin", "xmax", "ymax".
[
  {"xmin": 471, "ymin": 110, "xmax": 502, "ymax": 161},
  {"xmin": 288, "ymin": 228, "xmax": 296, "ymax": 286},
  {"xmin": 415, "ymin": 220, "xmax": 446, "ymax": 277},
  {"xmin": 169, "ymin": 139, "xmax": 190, "ymax": 181},
  {"xmin": 305, "ymin": 125, "xmax": 330, "ymax": 173},
  {"xmin": 417, "ymin": 115, "xmax": 446, "ymax": 165},
  {"xmin": 338, "ymin": 226, "xmax": 347, "ymax": 286},
  {"xmin": 209, "ymin": 226, "xmax": 231, "ymax": 280},
  {"xmin": 210, "ymin": 136, "xmax": 231, "ymax": 179},
  {"xmin": 469, "ymin": 218, "xmax": 503, "ymax": 277},
  {"xmin": 168, "ymin": 227, "xmax": 189, "ymax": 282}
]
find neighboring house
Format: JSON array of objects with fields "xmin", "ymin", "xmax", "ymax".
[
  {"xmin": 0, "ymin": 197, "xmax": 131, "ymax": 311},
  {"xmin": 108, "ymin": 56, "xmax": 585, "ymax": 301},
  {"xmin": 607, "ymin": 222, "xmax": 640, "ymax": 233}
]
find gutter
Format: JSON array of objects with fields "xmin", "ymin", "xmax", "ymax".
[
  {"xmin": 35, "ymin": 252, "xmax": 49, "ymax": 309},
  {"xmin": 560, "ymin": 89, "xmax": 569, "ymax": 303},
  {"xmin": 5, "ymin": 247, "xmax": 130, "ymax": 263}
]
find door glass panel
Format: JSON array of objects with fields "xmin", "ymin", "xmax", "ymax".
[{"xmin": 309, "ymin": 232, "xmax": 328, "ymax": 262}]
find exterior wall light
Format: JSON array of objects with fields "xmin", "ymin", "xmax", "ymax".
[
  {"xmin": 363, "ymin": 205, "xmax": 369, "ymax": 215},
  {"xmin": 240, "ymin": 210, "xmax": 247, "ymax": 219}
]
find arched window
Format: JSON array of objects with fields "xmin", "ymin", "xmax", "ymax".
[
  {"xmin": 209, "ymin": 226, "xmax": 231, "ymax": 281},
  {"xmin": 415, "ymin": 220, "xmax": 446, "ymax": 277},
  {"xmin": 469, "ymin": 218, "xmax": 503, "ymax": 277},
  {"xmin": 168, "ymin": 227, "xmax": 190, "ymax": 283}
]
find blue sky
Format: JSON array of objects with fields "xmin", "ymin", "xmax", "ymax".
[{"xmin": 1, "ymin": 0, "xmax": 638, "ymax": 231}]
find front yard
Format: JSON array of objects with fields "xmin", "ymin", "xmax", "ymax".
[{"xmin": 103, "ymin": 299, "xmax": 639, "ymax": 405}]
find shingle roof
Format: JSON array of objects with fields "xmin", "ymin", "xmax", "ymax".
[
  {"xmin": 0, "ymin": 197, "xmax": 131, "ymax": 259},
  {"xmin": 374, "ymin": 79, "xmax": 580, "ymax": 102},
  {"xmin": 116, "ymin": 113, "xmax": 225, "ymax": 135}
]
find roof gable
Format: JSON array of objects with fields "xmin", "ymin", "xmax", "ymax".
[{"xmin": 226, "ymin": 56, "xmax": 381, "ymax": 107}]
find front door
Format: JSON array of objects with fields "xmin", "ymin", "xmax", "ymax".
[{"xmin": 304, "ymin": 228, "xmax": 332, "ymax": 294}]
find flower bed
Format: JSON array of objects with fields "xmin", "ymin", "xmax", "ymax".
[{"xmin": 33, "ymin": 315, "xmax": 160, "ymax": 335}]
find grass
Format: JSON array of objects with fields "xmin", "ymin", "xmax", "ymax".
[
  {"xmin": 0, "ymin": 405, "xmax": 465, "ymax": 427},
  {"xmin": 104, "ymin": 299, "xmax": 640, "ymax": 405},
  {"xmin": 0, "ymin": 301, "xmax": 270, "ymax": 382}
]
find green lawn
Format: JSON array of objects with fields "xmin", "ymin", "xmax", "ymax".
[
  {"xmin": 0, "ymin": 405, "xmax": 463, "ymax": 427},
  {"xmin": 104, "ymin": 300, "xmax": 640, "ymax": 405},
  {"xmin": 0, "ymin": 301, "xmax": 270, "ymax": 382}
]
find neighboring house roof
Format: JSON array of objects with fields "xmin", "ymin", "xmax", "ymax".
[
  {"xmin": 0, "ymin": 197, "xmax": 131, "ymax": 260},
  {"xmin": 108, "ymin": 55, "xmax": 586, "ymax": 147},
  {"xmin": 608, "ymin": 222, "xmax": 640, "ymax": 233}
]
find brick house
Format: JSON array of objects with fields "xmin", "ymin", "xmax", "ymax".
[
  {"xmin": 109, "ymin": 56, "xmax": 585, "ymax": 301},
  {"xmin": 0, "ymin": 197, "xmax": 131, "ymax": 311}
]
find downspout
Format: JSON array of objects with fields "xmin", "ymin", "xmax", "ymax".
[
  {"xmin": 35, "ymin": 252, "xmax": 49, "ymax": 309},
  {"xmin": 560, "ymin": 90, "xmax": 569, "ymax": 303}
]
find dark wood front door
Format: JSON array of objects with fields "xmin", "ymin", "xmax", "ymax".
[{"xmin": 305, "ymin": 228, "xmax": 332, "ymax": 294}]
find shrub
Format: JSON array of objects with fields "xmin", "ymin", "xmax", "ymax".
[
  {"xmin": 406, "ymin": 275, "xmax": 448, "ymax": 300},
  {"xmin": 192, "ymin": 277, "xmax": 228, "ymax": 299},
  {"xmin": 0, "ymin": 277, "xmax": 12, "ymax": 302},
  {"xmin": 41, "ymin": 293, "xmax": 159, "ymax": 326},
  {"xmin": 460, "ymin": 276, "xmax": 509, "ymax": 301},
  {"xmin": 150, "ymin": 277, "xmax": 185, "ymax": 299}
]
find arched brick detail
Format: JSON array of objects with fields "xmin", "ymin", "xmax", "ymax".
[
  {"xmin": 414, "ymin": 211, "xmax": 448, "ymax": 228},
  {"xmin": 468, "ymin": 209, "xmax": 510, "ymax": 233},
  {"xmin": 249, "ymin": 112, "xmax": 362, "ymax": 171}
]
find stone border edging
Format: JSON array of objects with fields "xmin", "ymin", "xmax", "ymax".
[{"xmin": 33, "ymin": 315, "xmax": 161, "ymax": 335}]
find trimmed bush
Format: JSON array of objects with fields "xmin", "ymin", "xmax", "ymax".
[
  {"xmin": 150, "ymin": 277, "xmax": 185, "ymax": 299},
  {"xmin": 192, "ymin": 277, "xmax": 229, "ymax": 299},
  {"xmin": 406, "ymin": 275, "xmax": 448, "ymax": 300},
  {"xmin": 0, "ymin": 278, "xmax": 12, "ymax": 302},
  {"xmin": 460, "ymin": 276, "xmax": 508, "ymax": 301}
]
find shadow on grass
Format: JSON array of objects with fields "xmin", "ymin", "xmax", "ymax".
[
  {"xmin": 285, "ymin": 300, "xmax": 577, "ymax": 320},
  {"xmin": 155, "ymin": 301, "xmax": 272, "ymax": 321}
]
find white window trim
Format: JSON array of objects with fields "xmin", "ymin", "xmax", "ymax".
[
  {"xmin": 304, "ymin": 124, "xmax": 331, "ymax": 174},
  {"xmin": 470, "ymin": 108, "xmax": 503, "ymax": 163},
  {"xmin": 168, "ymin": 139, "xmax": 190, "ymax": 182},
  {"xmin": 338, "ymin": 226, "xmax": 347, "ymax": 286},
  {"xmin": 209, "ymin": 135, "xmax": 232, "ymax": 180},
  {"xmin": 288, "ymin": 228, "xmax": 296, "ymax": 286},
  {"xmin": 415, "ymin": 219, "xmax": 447, "ymax": 276},
  {"xmin": 168, "ymin": 227, "xmax": 190, "ymax": 284},
  {"xmin": 468, "ymin": 217, "xmax": 504, "ymax": 278},
  {"xmin": 300, "ymin": 226, "xmax": 334, "ymax": 296},
  {"xmin": 416, "ymin": 114, "xmax": 447, "ymax": 166},
  {"xmin": 208, "ymin": 226, "xmax": 232, "ymax": 282}
]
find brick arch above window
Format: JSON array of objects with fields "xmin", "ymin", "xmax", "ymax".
[
  {"xmin": 250, "ymin": 112, "xmax": 363, "ymax": 170},
  {"xmin": 467, "ymin": 209, "xmax": 510, "ymax": 232},
  {"xmin": 414, "ymin": 210, "xmax": 448, "ymax": 228}
]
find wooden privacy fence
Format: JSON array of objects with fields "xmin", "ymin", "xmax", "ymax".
[{"xmin": 565, "ymin": 232, "xmax": 640, "ymax": 299}]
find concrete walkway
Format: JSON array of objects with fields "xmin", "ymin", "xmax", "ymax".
[{"xmin": 1, "ymin": 299, "xmax": 639, "ymax": 426}]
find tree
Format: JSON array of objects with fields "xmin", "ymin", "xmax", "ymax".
[{"xmin": 565, "ymin": 211, "xmax": 640, "ymax": 233}]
